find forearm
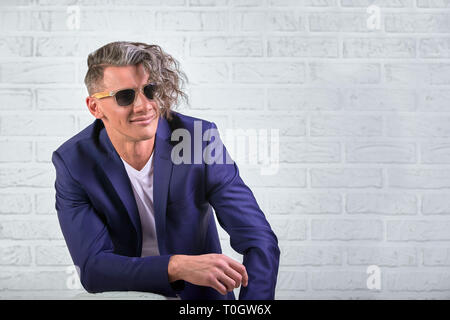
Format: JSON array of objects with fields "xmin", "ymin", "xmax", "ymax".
[
  {"xmin": 238, "ymin": 243, "xmax": 280, "ymax": 300},
  {"xmin": 81, "ymin": 251, "xmax": 178, "ymax": 296}
]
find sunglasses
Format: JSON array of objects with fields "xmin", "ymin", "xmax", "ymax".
[{"xmin": 91, "ymin": 82, "xmax": 157, "ymax": 106}]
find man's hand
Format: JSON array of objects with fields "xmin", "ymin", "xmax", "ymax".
[{"xmin": 168, "ymin": 254, "xmax": 248, "ymax": 295}]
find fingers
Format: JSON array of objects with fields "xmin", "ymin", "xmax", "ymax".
[
  {"xmin": 211, "ymin": 278, "xmax": 228, "ymax": 296},
  {"xmin": 222, "ymin": 255, "xmax": 249, "ymax": 287},
  {"xmin": 223, "ymin": 265, "xmax": 244, "ymax": 288},
  {"xmin": 217, "ymin": 271, "xmax": 237, "ymax": 293}
]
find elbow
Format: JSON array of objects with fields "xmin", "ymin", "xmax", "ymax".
[{"xmin": 78, "ymin": 256, "xmax": 103, "ymax": 294}]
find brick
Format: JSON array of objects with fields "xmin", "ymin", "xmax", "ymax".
[
  {"xmin": 156, "ymin": 11, "xmax": 227, "ymax": 31},
  {"xmin": 343, "ymin": 38, "xmax": 416, "ymax": 58},
  {"xmin": 421, "ymin": 142, "xmax": 450, "ymax": 163},
  {"xmin": 36, "ymin": 37, "xmax": 108, "ymax": 58},
  {"xmin": 0, "ymin": 62, "xmax": 75, "ymax": 84},
  {"xmin": 417, "ymin": 0, "xmax": 450, "ymax": 7},
  {"xmin": 419, "ymin": 38, "xmax": 450, "ymax": 58},
  {"xmin": 78, "ymin": 115, "xmax": 95, "ymax": 131},
  {"xmin": 312, "ymin": 219, "xmax": 383, "ymax": 240},
  {"xmin": 0, "ymin": 10, "xmax": 32, "ymax": 31},
  {"xmin": 36, "ymin": 88, "xmax": 88, "ymax": 111},
  {"xmin": 309, "ymin": 13, "xmax": 372, "ymax": 32},
  {"xmin": 183, "ymin": 62, "xmax": 229, "ymax": 84},
  {"xmin": 388, "ymin": 169, "xmax": 450, "ymax": 189},
  {"xmin": 36, "ymin": 140, "xmax": 66, "ymax": 163},
  {"xmin": 33, "ymin": 9, "xmax": 156, "ymax": 32},
  {"xmin": 310, "ymin": 63, "xmax": 380, "ymax": 84},
  {"xmin": 346, "ymin": 141, "xmax": 416, "ymax": 163},
  {"xmin": 0, "ymin": 220, "xmax": 63, "ymax": 240},
  {"xmin": 0, "ymin": 270, "xmax": 69, "ymax": 290},
  {"xmin": 387, "ymin": 272, "xmax": 450, "ymax": 291},
  {"xmin": 36, "ymin": 245, "xmax": 72, "ymax": 266},
  {"xmin": 36, "ymin": 192, "xmax": 56, "ymax": 215},
  {"xmin": 347, "ymin": 246, "xmax": 417, "ymax": 266},
  {"xmin": 0, "ymin": 0, "xmax": 34, "ymax": 4},
  {"xmin": 277, "ymin": 271, "xmax": 307, "ymax": 291},
  {"xmin": 0, "ymin": 89, "xmax": 33, "ymax": 111},
  {"xmin": 109, "ymin": 0, "xmax": 185, "ymax": 4},
  {"xmin": 0, "ymin": 37, "xmax": 33, "ymax": 57},
  {"xmin": 266, "ymin": 190, "xmax": 341, "ymax": 215},
  {"xmin": 268, "ymin": 37, "xmax": 338, "ymax": 57},
  {"xmin": 230, "ymin": 0, "xmax": 263, "ymax": 6},
  {"xmin": 190, "ymin": 37, "xmax": 263, "ymax": 57},
  {"xmin": 0, "ymin": 115, "xmax": 76, "ymax": 136},
  {"xmin": 346, "ymin": 193, "xmax": 417, "ymax": 215},
  {"xmin": 0, "ymin": 141, "xmax": 33, "ymax": 162},
  {"xmin": 385, "ymin": 14, "xmax": 450, "ymax": 33},
  {"xmin": 270, "ymin": 218, "xmax": 307, "ymax": 240},
  {"xmin": 418, "ymin": 89, "xmax": 450, "ymax": 112},
  {"xmin": 341, "ymin": 0, "xmax": 413, "ymax": 7},
  {"xmin": 343, "ymin": 88, "xmax": 416, "ymax": 112},
  {"xmin": 232, "ymin": 11, "xmax": 305, "ymax": 32},
  {"xmin": 0, "ymin": 246, "xmax": 31, "ymax": 265},
  {"xmin": 0, "ymin": 194, "xmax": 32, "ymax": 214},
  {"xmin": 387, "ymin": 115, "xmax": 450, "ymax": 137},
  {"xmin": 311, "ymin": 115, "xmax": 382, "ymax": 137},
  {"xmin": 280, "ymin": 141, "xmax": 340, "ymax": 163},
  {"xmin": 268, "ymin": 88, "xmax": 341, "ymax": 111},
  {"xmin": 311, "ymin": 271, "xmax": 368, "ymax": 290},
  {"xmin": 424, "ymin": 248, "xmax": 450, "ymax": 266},
  {"xmin": 311, "ymin": 168, "xmax": 382, "ymax": 188},
  {"xmin": 232, "ymin": 62, "xmax": 305, "ymax": 83},
  {"xmin": 0, "ymin": 167, "xmax": 55, "ymax": 188},
  {"xmin": 239, "ymin": 167, "xmax": 305, "ymax": 187},
  {"xmin": 281, "ymin": 246, "xmax": 342, "ymax": 266},
  {"xmin": 269, "ymin": 0, "xmax": 337, "ymax": 6},
  {"xmin": 423, "ymin": 194, "xmax": 450, "ymax": 214},
  {"xmin": 232, "ymin": 115, "xmax": 305, "ymax": 137},
  {"xmin": 387, "ymin": 220, "xmax": 450, "ymax": 241},
  {"xmin": 385, "ymin": 64, "xmax": 450, "ymax": 85},
  {"xmin": 189, "ymin": 87, "xmax": 263, "ymax": 109},
  {"xmin": 189, "ymin": 0, "xmax": 227, "ymax": 5}
]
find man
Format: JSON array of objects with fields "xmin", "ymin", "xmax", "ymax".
[{"xmin": 52, "ymin": 41, "xmax": 280, "ymax": 300}]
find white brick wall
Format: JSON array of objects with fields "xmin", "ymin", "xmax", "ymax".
[{"xmin": 1, "ymin": 0, "xmax": 450, "ymax": 300}]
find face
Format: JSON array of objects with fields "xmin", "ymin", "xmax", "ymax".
[{"xmin": 86, "ymin": 63, "xmax": 159, "ymax": 144}]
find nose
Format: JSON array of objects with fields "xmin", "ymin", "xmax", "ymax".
[{"xmin": 133, "ymin": 88, "xmax": 152, "ymax": 112}]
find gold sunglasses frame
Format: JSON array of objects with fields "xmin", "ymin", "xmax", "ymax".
[{"xmin": 91, "ymin": 82, "xmax": 157, "ymax": 105}]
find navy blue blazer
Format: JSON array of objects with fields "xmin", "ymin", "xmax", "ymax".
[{"xmin": 52, "ymin": 111, "xmax": 280, "ymax": 300}]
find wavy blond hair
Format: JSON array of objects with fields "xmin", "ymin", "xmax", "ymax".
[{"xmin": 84, "ymin": 41, "xmax": 188, "ymax": 120}]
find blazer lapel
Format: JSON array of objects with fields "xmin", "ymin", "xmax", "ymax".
[
  {"xmin": 153, "ymin": 116, "xmax": 174, "ymax": 255},
  {"xmin": 97, "ymin": 127, "xmax": 143, "ymax": 253}
]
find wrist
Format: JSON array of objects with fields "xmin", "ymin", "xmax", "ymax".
[{"xmin": 168, "ymin": 255, "xmax": 183, "ymax": 282}]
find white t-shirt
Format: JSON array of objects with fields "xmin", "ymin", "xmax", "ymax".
[{"xmin": 121, "ymin": 152, "xmax": 160, "ymax": 257}]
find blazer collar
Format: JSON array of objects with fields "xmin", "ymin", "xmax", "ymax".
[{"xmin": 97, "ymin": 115, "xmax": 174, "ymax": 255}]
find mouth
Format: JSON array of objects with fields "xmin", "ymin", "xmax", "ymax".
[{"xmin": 130, "ymin": 112, "xmax": 157, "ymax": 126}]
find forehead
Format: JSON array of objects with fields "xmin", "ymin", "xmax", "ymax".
[{"xmin": 102, "ymin": 63, "xmax": 149, "ymax": 89}]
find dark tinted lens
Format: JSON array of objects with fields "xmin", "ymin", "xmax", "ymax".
[
  {"xmin": 115, "ymin": 89, "xmax": 135, "ymax": 106},
  {"xmin": 143, "ymin": 83, "xmax": 157, "ymax": 100}
]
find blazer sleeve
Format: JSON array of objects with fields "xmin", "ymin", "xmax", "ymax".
[
  {"xmin": 204, "ymin": 122, "xmax": 280, "ymax": 300},
  {"xmin": 52, "ymin": 150, "xmax": 184, "ymax": 296}
]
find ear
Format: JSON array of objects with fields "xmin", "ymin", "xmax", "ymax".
[{"xmin": 86, "ymin": 96, "xmax": 104, "ymax": 119}]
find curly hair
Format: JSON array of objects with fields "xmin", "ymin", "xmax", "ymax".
[{"xmin": 84, "ymin": 41, "xmax": 188, "ymax": 120}]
